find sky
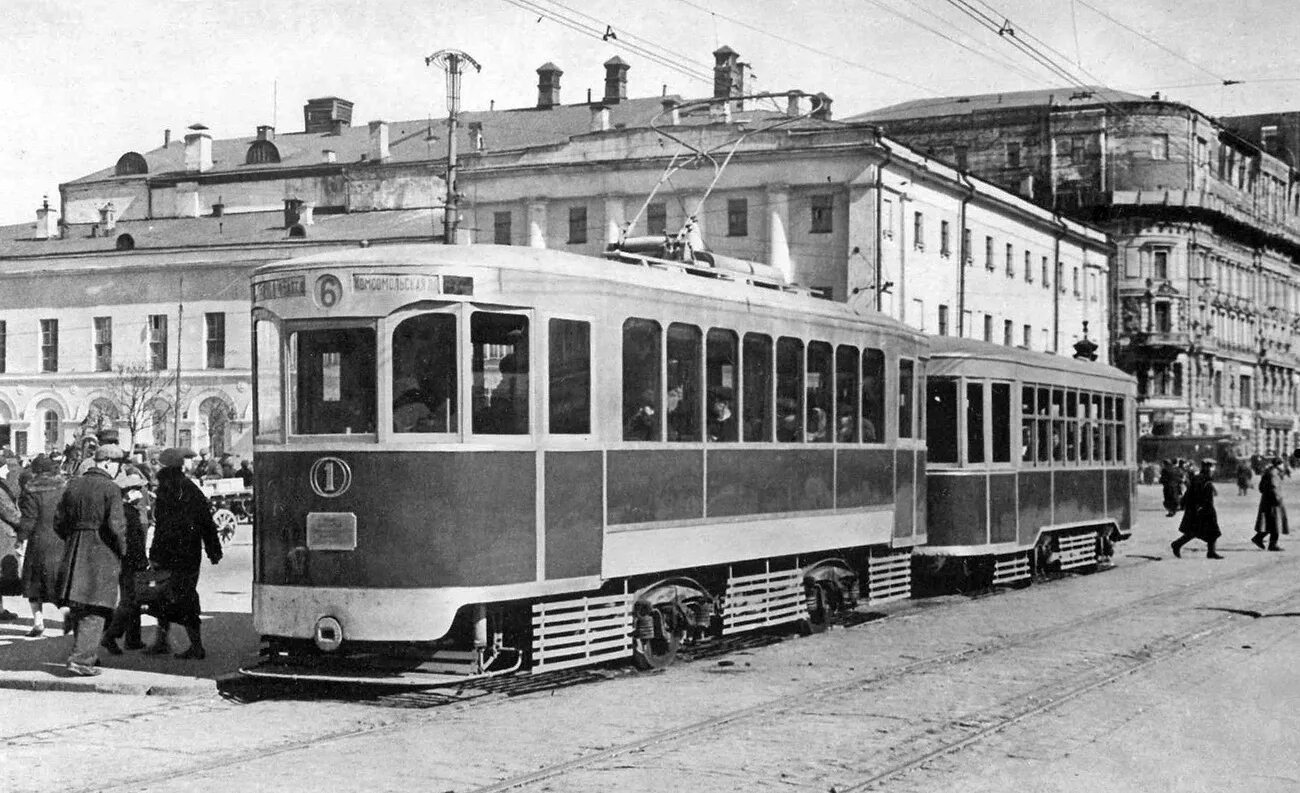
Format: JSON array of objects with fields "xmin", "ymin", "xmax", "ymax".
[{"xmin": 2, "ymin": 0, "xmax": 1297, "ymax": 225}]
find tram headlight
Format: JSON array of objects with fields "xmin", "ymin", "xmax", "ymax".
[{"xmin": 314, "ymin": 616, "xmax": 344, "ymax": 652}]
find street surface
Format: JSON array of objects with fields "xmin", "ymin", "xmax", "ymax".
[{"xmin": 2, "ymin": 482, "xmax": 1299, "ymax": 792}]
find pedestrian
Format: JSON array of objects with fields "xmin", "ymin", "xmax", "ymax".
[
  {"xmin": 1236, "ymin": 459, "xmax": 1254, "ymax": 496},
  {"xmin": 53, "ymin": 444, "xmax": 128, "ymax": 676},
  {"xmin": 1171, "ymin": 458, "xmax": 1223, "ymax": 560},
  {"xmin": 236, "ymin": 458, "xmax": 254, "ymax": 488},
  {"xmin": 1159, "ymin": 458, "xmax": 1182, "ymax": 517},
  {"xmin": 1252, "ymin": 455, "xmax": 1289, "ymax": 552},
  {"xmin": 145, "ymin": 447, "xmax": 222, "ymax": 660},
  {"xmin": 192, "ymin": 449, "xmax": 214, "ymax": 480},
  {"xmin": 99, "ymin": 465, "xmax": 151, "ymax": 654},
  {"xmin": 0, "ymin": 450, "xmax": 24, "ymax": 621},
  {"xmin": 17, "ymin": 454, "xmax": 67, "ymax": 637},
  {"xmin": 218, "ymin": 453, "xmax": 236, "ymax": 480}
]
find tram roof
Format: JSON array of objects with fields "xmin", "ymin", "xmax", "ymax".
[
  {"xmin": 926, "ymin": 336, "xmax": 1134, "ymax": 390},
  {"xmin": 255, "ymin": 242, "xmax": 927, "ymax": 341}
]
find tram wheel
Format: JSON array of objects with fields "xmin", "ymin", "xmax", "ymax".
[
  {"xmin": 632, "ymin": 627, "xmax": 682, "ymax": 670},
  {"xmin": 214, "ymin": 509, "xmax": 238, "ymax": 544},
  {"xmin": 798, "ymin": 582, "xmax": 835, "ymax": 636}
]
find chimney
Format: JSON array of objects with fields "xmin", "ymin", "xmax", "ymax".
[
  {"xmin": 304, "ymin": 96, "xmax": 354, "ymax": 134},
  {"xmin": 590, "ymin": 104, "xmax": 610, "ymax": 133},
  {"xmin": 786, "ymin": 92, "xmax": 802, "ymax": 116},
  {"xmin": 603, "ymin": 56, "xmax": 629, "ymax": 105},
  {"xmin": 164, "ymin": 128, "xmax": 171, "ymax": 147},
  {"xmin": 468, "ymin": 121, "xmax": 484, "ymax": 151},
  {"xmin": 299, "ymin": 201, "xmax": 315, "ymax": 226},
  {"xmin": 661, "ymin": 98, "xmax": 680, "ymax": 125},
  {"xmin": 322, "ymin": 149, "xmax": 337, "ymax": 163},
  {"xmin": 713, "ymin": 46, "xmax": 744, "ymax": 110},
  {"xmin": 34, "ymin": 197, "xmax": 58, "ymax": 240},
  {"xmin": 811, "ymin": 93, "xmax": 833, "ymax": 121},
  {"xmin": 184, "ymin": 125, "xmax": 213, "ymax": 172},
  {"xmin": 256, "ymin": 125, "xmax": 274, "ymax": 141},
  {"xmin": 284, "ymin": 198, "xmax": 303, "ymax": 228},
  {"xmin": 537, "ymin": 62, "xmax": 563, "ymax": 109},
  {"xmin": 368, "ymin": 120, "xmax": 390, "ymax": 161},
  {"xmin": 98, "ymin": 202, "xmax": 117, "ymax": 234}
]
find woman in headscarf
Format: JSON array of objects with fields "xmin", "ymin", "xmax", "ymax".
[
  {"xmin": 17, "ymin": 454, "xmax": 66, "ymax": 636},
  {"xmin": 145, "ymin": 448, "xmax": 222, "ymax": 659}
]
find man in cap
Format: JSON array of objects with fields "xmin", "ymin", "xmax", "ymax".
[
  {"xmin": 53, "ymin": 444, "xmax": 128, "ymax": 675},
  {"xmin": 0, "ymin": 449, "xmax": 24, "ymax": 620},
  {"xmin": 1253, "ymin": 455, "xmax": 1289, "ymax": 551}
]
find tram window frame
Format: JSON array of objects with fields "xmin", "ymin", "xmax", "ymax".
[
  {"xmin": 470, "ymin": 311, "xmax": 531, "ymax": 436},
  {"xmin": 667, "ymin": 323, "xmax": 703, "ymax": 442},
  {"xmin": 1051, "ymin": 388, "xmax": 1066, "ymax": 463},
  {"xmin": 252, "ymin": 314, "xmax": 284, "ymax": 442},
  {"xmin": 287, "ymin": 320, "xmax": 378, "ymax": 438},
  {"xmin": 835, "ymin": 345, "xmax": 859, "ymax": 443},
  {"xmin": 991, "ymin": 381, "xmax": 1012, "ymax": 463},
  {"xmin": 1065, "ymin": 390, "xmax": 1079, "ymax": 464},
  {"xmin": 622, "ymin": 318, "xmax": 663, "ymax": 441},
  {"xmin": 705, "ymin": 328, "xmax": 739, "ymax": 443},
  {"xmin": 391, "ymin": 309, "xmax": 460, "ymax": 437},
  {"xmin": 966, "ymin": 379, "xmax": 986, "ymax": 464},
  {"xmin": 1036, "ymin": 386, "xmax": 1051, "ymax": 464},
  {"xmin": 742, "ymin": 332, "xmax": 774, "ymax": 442},
  {"xmin": 776, "ymin": 337, "xmax": 805, "ymax": 442},
  {"xmin": 862, "ymin": 348, "xmax": 885, "ymax": 444},
  {"xmin": 1091, "ymin": 393, "xmax": 1103, "ymax": 463},
  {"xmin": 1116, "ymin": 396, "xmax": 1128, "ymax": 462},
  {"xmin": 926, "ymin": 376, "xmax": 959, "ymax": 464},
  {"xmin": 1103, "ymin": 395, "xmax": 1115, "ymax": 462},
  {"xmin": 1021, "ymin": 385, "xmax": 1035, "ymax": 464},
  {"xmin": 806, "ymin": 341, "xmax": 833, "ymax": 443},
  {"xmin": 898, "ymin": 358, "xmax": 916, "ymax": 440},
  {"xmin": 548, "ymin": 318, "xmax": 591, "ymax": 436}
]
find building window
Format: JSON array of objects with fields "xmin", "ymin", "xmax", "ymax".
[
  {"xmin": 1151, "ymin": 134, "xmax": 1169, "ymax": 160},
  {"xmin": 1005, "ymin": 243, "xmax": 1014, "ymax": 278},
  {"xmin": 148, "ymin": 314, "xmax": 168, "ymax": 371},
  {"xmin": 983, "ymin": 314, "xmax": 993, "ymax": 342},
  {"xmin": 1090, "ymin": 272, "xmax": 1099, "ymax": 301},
  {"xmin": 40, "ymin": 319, "xmax": 58, "ymax": 373},
  {"xmin": 881, "ymin": 199, "xmax": 893, "ymax": 238},
  {"xmin": 810, "ymin": 194, "xmax": 834, "ymax": 234},
  {"xmin": 43, "ymin": 410, "xmax": 60, "ymax": 452},
  {"xmin": 940, "ymin": 220, "xmax": 951, "ymax": 256},
  {"xmin": 93, "ymin": 317, "xmax": 112, "ymax": 372},
  {"xmin": 647, "ymin": 202, "xmax": 667, "ymax": 236},
  {"xmin": 954, "ymin": 145, "xmax": 969, "ymax": 171},
  {"xmin": 1042, "ymin": 256, "xmax": 1050, "ymax": 289},
  {"xmin": 1073, "ymin": 267, "xmax": 1081, "ymax": 295},
  {"xmin": 727, "ymin": 198, "xmax": 748, "ymax": 237},
  {"xmin": 1241, "ymin": 374, "xmax": 1252, "ymax": 406},
  {"xmin": 567, "ymin": 206, "xmax": 588, "ymax": 244},
  {"xmin": 1022, "ymin": 324, "xmax": 1032, "ymax": 348},
  {"xmin": 1070, "ymin": 136, "xmax": 1087, "ymax": 164},
  {"xmin": 913, "ymin": 211, "xmax": 924, "ymax": 249},
  {"xmin": 938, "ymin": 304, "xmax": 949, "ymax": 336},
  {"xmin": 1153, "ymin": 248, "xmax": 1169, "ymax": 280},
  {"xmin": 206, "ymin": 313, "xmax": 226, "ymax": 370},
  {"xmin": 0, "ymin": 320, "xmax": 5, "ymax": 373},
  {"xmin": 1155, "ymin": 302, "xmax": 1172, "ymax": 333},
  {"xmin": 1262, "ymin": 125, "xmax": 1279, "ymax": 151},
  {"xmin": 985, "ymin": 236, "xmax": 994, "ymax": 270},
  {"xmin": 493, "ymin": 211, "xmax": 512, "ymax": 245},
  {"xmin": 963, "ymin": 228, "xmax": 972, "ymax": 264},
  {"xmin": 1024, "ymin": 251, "xmax": 1033, "ymax": 282},
  {"xmin": 1006, "ymin": 141, "xmax": 1021, "ymax": 169},
  {"xmin": 1003, "ymin": 319, "xmax": 1013, "ymax": 346}
]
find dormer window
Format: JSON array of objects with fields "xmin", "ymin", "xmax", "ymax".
[
  {"xmin": 114, "ymin": 152, "xmax": 148, "ymax": 176},
  {"xmin": 246, "ymin": 140, "xmax": 281, "ymax": 165}
]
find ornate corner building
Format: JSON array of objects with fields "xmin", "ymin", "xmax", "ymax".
[{"xmin": 853, "ymin": 90, "xmax": 1300, "ymax": 454}]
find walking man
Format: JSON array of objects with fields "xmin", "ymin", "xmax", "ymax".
[
  {"xmin": 1171, "ymin": 458, "xmax": 1223, "ymax": 560},
  {"xmin": 1253, "ymin": 455, "xmax": 1289, "ymax": 551},
  {"xmin": 53, "ymin": 444, "xmax": 127, "ymax": 676}
]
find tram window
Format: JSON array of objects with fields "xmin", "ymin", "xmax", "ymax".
[
  {"xmin": 926, "ymin": 377, "xmax": 958, "ymax": 463},
  {"xmin": 291, "ymin": 326, "xmax": 376, "ymax": 435},
  {"xmin": 966, "ymin": 381, "xmax": 986, "ymax": 463},
  {"xmin": 898, "ymin": 358, "xmax": 915, "ymax": 439},
  {"xmin": 667, "ymin": 323, "xmax": 702, "ymax": 442},
  {"xmin": 1066, "ymin": 391, "xmax": 1079, "ymax": 462},
  {"xmin": 1078, "ymin": 391, "xmax": 1092, "ymax": 462},
  {"xmin": 991, "ymin": 382, "xmax": 1011, "ymax": 462},
  {"xmin": 1021, "ymin": 386, "xmax": 1034, "ymax": 463},
  {"xmin": 862, "ymin": 348, "xmax": 885, "ymax": 443},
  {"xmin": 1116, "ymin": 397, "xmax": 1127, "ymax": 461},
  {"xmin": 549, "ymin": 319, "xmax": 590, "ymax": 434},
  {"xmin": 392, "ymin": 314, "xmax": 458, "ymax": 434},
  {"xmin": 706, "ymin": 329, "xmax": 738, "ymax": 442},
  {"xmin": 623, "ymin": 318, "xmax": 662, "ymax": 441},
  {"xmin": 835, "ymin": 345, "xmax": 859, "ymax": 442},
  {"xmin": 1103, "ymin": 395, "xmax": 1115, "ymax": 462},
  {"xmin": 1036, "ymin": 386, "xmax": 1051, "ymax": 464},
  {"xmin": 742, "ymin": 333, "xmax": 773, "ymax": 442},
  {"xmin": 807, "ymin": 341, "xmax": 833, "ymax": 443},
  {"xmin": 918, "ymin": 372, "xmax": 927, "ymax": 442},
  {"xmin": 471, "ymin": 313, "xmax": 529, "ymax": 435},
  {"xmin": 776, "ymin": 337, "xmax": 804, "ymax": 442},
  {"xmin": 1051, "ymin": 388, "xmax": 1065, "ymax": 462},
  {"xmin": 254, "ymin": 319, "xmax": 283, "ymax": 438}
]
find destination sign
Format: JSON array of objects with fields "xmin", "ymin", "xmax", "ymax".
[
  {"xmin": 351, "ymin": 273, "xmax": 474, "ymax": 296},
  {"xmin": 252, "ymin": 276, "xmax": 306, "ymax": 302}
]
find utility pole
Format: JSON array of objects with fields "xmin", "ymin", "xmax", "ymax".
[{"xmin": 425, "ymin": 49, "xmax": 481, "ymax": 244}]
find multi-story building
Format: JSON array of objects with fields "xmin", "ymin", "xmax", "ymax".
[
  {"xmin": 0, "ymin": 50, "xmax": 1109, "ymax": 457},
  {"xmin": 853, "ymin": 88, "xmax": 1300, "ymax": 453}
]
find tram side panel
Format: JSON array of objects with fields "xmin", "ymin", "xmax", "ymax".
[
  {"xmin": 1105, "ymin": 467, "xmax": 1134, "ymax": 539},
  {"xmin": 1015, "ymin": 469, "xmax": 1053, "ymax": 547},
  {"xmin": 924, "ymin": 471, "xmax": 988, "ymax": 548},
  {"xmin": 1051, "ymin": 468, "xmax": 1108, "ymax": 527},
  {"xmin": 543, "ymin": 450, "xmax": 605, "ymax": 580}
]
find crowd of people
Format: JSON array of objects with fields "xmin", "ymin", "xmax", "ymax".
[
  {"xmin": 0, "ymin": 431, "xmax": 237, "ymax": 676},
  {"xmin": 1165, "ymin": 453, "xmax": 1290, "ymax": 560}
]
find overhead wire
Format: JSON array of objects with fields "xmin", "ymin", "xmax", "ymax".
[
  {"xmin": 1071, "ymin": 0, "xmax": 1232, "ymax": 85},
  {"xmin": 887, "ymin": 0, "xmax": 1050, "ymax": 86}
]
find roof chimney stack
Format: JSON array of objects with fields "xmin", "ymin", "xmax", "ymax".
[
  {"xmin": 183, "ymin": 124, "xmax": 213, "ymax": 172},
  {"xmin": 304, "ymin": 97, "xmax": 354, "ymax": 134},
  {"xmin": 537, "ymin": 62, "xmax": 563, "ymax": 109},
  {"xmin": 468, "ymin": 121, "xmax": 484, "ymax": 151},
  {"xmin": 164, "ymin": 128, "xmax": 171, "ymax": 147},
  {"xmin": 786, "ymin": 92, "xmax": 802, "ymax": 116},
  {"xmin": 368, "ymin": 120, "xmax": 390, "ymax": 161},
  {"xmin": 602, "ymin": 56, "xmax": 629, "ymax": 105},
  {"xmin": 661, "ymin": 98, "xmax": 680, "ymax": 125},
  {"xmin": 590, "ymin": 103, "xmax": 610, "ymax": 133},
  {"xmin": 34, "ymin": 196, "xmax": 58, "ymax": 240},
  {"xmin": 98, "ymin": 202, "xmax": 117, "ymax": 234},
  {"xmin": 811, "ymin": 93, "xmax": 833, "ymax": 121},
  {"xmin": 713, "ymin": 46, "xmax": 745, "ymax": 110},
  {"xmin": 257, "ymin": 124, "xmax": 274, "ymax": 141}
]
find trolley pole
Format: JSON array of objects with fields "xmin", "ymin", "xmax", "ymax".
[{"xmin": 426, "ymin": 49, "xmax": 481, "ymax": 245}]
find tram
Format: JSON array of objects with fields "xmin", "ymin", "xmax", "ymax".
[
  {"xmin": 916, "ymin": 337, "xmax": 1135, "ymax": 592},
  {"xmin": 245, "ymin": 242, "xmax": 931, "ymax": 682}
]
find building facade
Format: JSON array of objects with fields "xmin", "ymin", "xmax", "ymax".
[
  {"xmin": 854, "ymin": 89, "xmax": 1300, "ymax": 453},
  {"xmin": 0, "ymin": 49, "xmax": 1109, "ymax": 457}
]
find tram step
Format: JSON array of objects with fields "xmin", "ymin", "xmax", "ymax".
[
  {"xmin": 531, "ymin": 592, "xmax": 633, "ymax": 673},
  {"xmin": 1057, "ymin": 532, "xmax": 1098, "ymax": 570},
  {"xmin": 867, "ymin": 549, "xmax": 912, "ymax": 603}
]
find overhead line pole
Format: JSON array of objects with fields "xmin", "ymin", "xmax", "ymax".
[{"xmin": 426, "ymin": 49, "xmax": 482, "ymax": 245}]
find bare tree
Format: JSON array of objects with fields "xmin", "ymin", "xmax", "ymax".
[{"xmin": 106, "ymin": 361, "xmax": 188, "ymax": 448}]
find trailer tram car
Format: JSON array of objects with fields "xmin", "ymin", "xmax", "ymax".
[
  {"xmin": 245, "ymin": 243, "xmax": 931, "ymax": 683},
  {"xmin": 916, "ymin": 337, "xmax": 1136, "ymax": 591}
]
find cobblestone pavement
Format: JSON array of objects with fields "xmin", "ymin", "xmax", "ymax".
[{"xmin": 2, "ymin": 482, "xmax": 1297, "ymax": 793}]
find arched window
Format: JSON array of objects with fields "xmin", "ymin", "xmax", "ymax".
[
  {"xmin": 43, "ymin": 410, "xmax": 61, "ymax": 452},
  {"xmin": 114, "ymin": 151, "xmax": 148, "ymax": 176},
  {"xmin": 200, "ymin": 396, "xmax": 232, "ymax": 457},
  {"xmin": 245, "ymin": 140, "xmax": 281, "ymax": 165}
]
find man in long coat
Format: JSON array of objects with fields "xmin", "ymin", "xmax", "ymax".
[
  {"xmin": 1171, "ymin": 459, "xmax": 1223, "ymax": 559},
  {"xmin": 54, "ymin": 444, "xmax": 127, "ymax": 676},
  {"xmin": 1253, "ymin": 456, "xmax": 1289, "ymax": 552}
]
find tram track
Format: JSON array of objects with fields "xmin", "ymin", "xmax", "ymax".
[{"xmin": 42, "ymin": 551, "xmax": 1295, "ymax": 793}]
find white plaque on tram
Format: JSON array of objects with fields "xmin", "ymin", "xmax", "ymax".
[{"xmin": 306, "ymin": 512, "xmax": 358, "ymax": 551}]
